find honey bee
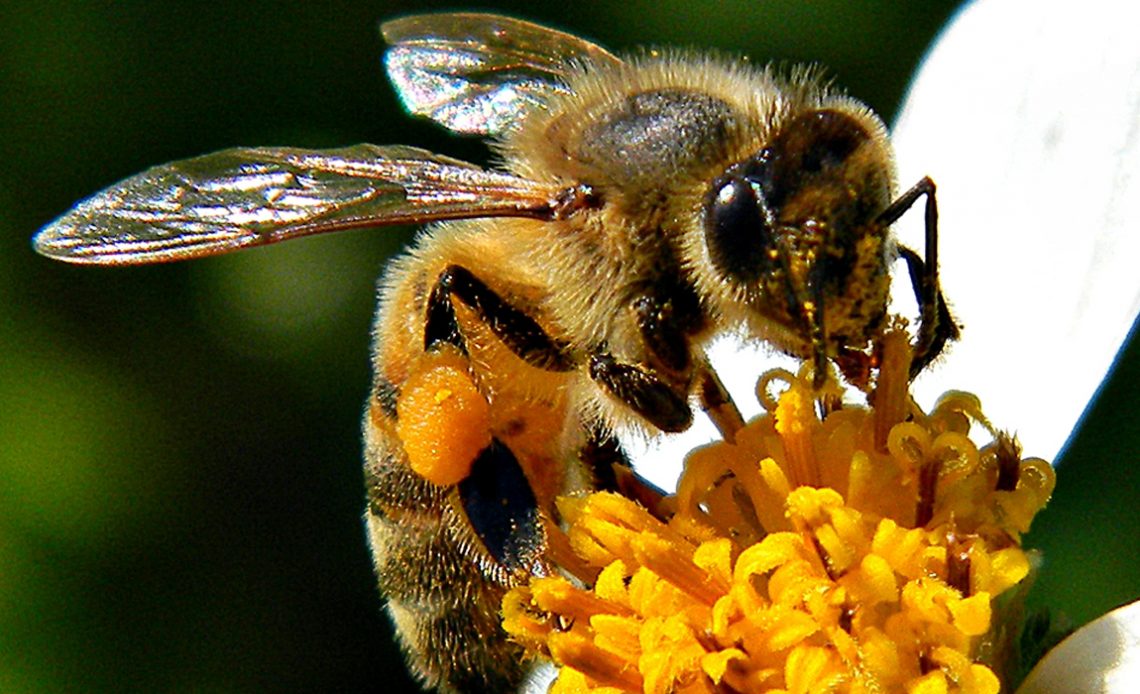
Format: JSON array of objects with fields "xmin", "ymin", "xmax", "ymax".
[{"xmin": 33, "ymin": 13, "xmax": 957, "ymax": 692}]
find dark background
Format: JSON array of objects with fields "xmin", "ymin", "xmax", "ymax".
[{"xmin": 2, "ymin": 1, "xmax": 1136, "ymax": 691}]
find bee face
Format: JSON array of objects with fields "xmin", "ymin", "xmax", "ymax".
[
  {"xmin": 32, "ymin": 12, "xmax": 956, "ymax": 692},
  {"xmin": 698, "ymin": 106, "xmax": 896, "ymax": 354}
]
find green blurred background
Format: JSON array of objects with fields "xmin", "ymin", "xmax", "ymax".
[{"xmin": 2, "ymin": 1, "xmax": 1136, "ymax": 691}]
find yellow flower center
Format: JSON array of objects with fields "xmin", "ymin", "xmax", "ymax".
[{"xmin": 503, "ymin": 329, "xmax": 1054, "ymax": 693}]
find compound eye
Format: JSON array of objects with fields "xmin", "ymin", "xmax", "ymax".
[{"xmin": 705, "ymin": 176, "xmax": 773, "ymax": 283}]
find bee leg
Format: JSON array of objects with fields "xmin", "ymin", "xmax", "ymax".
[
  {"xmin": 695, "ymin": 365, "xmax": 745, "ymax": 443},
  {"xmin": 632, "ymin": 281, "xmax": 702, "ymax": 373},
  {"xmin": 588, "ymin": 352, "xmax": 693, "ymax": 432},
  {"xmin": 426, "ymin": 265, "xmax": 574, "ymax": 370},
  {"xmin": 419, "ymin": 265, "xmax": 574, "ymax": 576},
  {"xmin": 456, "ymin": 438, "xmax": 546, "ymax": 574},
  {"xmin": 878, "ymin": 177, "xmax": 960, "ymax": 377},
  {"xmin": 425, "ymin": 267, "xmax": 696, "ymax": 432},
  {"xmin": 629, "ymin": 283, "xmax": 742, "ymax": 437},
  {"xmin": 897, "ymin": 246, "xmax": 958, "ymax": 376},
  {"xmin": 420, "ymin": 267, "xmax": 571, "ymax": 572},
  {"xmin": 632, "ymin": 284, "xmax": 744, "ymax": 440},
  {"xmin": 577, "ymin": 426, "xmax": 627, "ymax": 491},
  {"xmin": 578, "ymin": 426, "xmax": 671, "ymax": 517}
]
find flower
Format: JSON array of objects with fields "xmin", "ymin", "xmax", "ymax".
[
  {"xmin": 891, "ymin": 1, "xmax": 1140, "ymax": 690},
  {"xmin": 505, "ymin": 329, "xmax": 1054, "ymax": 692}
]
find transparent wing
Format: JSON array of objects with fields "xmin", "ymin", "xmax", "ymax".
[
  {"xmin": 34, "ymin": 144, "xmax": 569, "ymax": 265},
  {"xmin": 382, "ymin": 13, "xmax": 621, "ymax": 135}
]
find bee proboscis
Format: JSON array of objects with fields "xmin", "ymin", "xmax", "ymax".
[{"xmin": 34, "ymin": 13, "xmax": 957, "ymax": 692}]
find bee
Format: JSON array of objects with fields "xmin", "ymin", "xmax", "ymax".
[{"xmin": 33, "ymin": 13, "xmax": 957, "ymax": 692}]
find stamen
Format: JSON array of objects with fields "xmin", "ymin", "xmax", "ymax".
[{"xmin": 503, "ymin": 327, "xmax": 1053, "ymax": 692}]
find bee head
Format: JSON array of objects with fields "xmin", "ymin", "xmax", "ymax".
[{"xmin": 701, "ymin": 107, "xmax": 895, "ymax": 361}]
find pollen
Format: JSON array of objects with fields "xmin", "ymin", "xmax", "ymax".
[
  {"xmin": 503, "ymin": 328, "xmax": 1053, "ymax": 693},
  {"xmin": 396, "ymin": 345, "xmax": 492, "ymax": 487}
]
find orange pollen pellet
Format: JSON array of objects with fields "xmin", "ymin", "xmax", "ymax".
[{"xmin": 396, "ymin": 348, "xmax": 492, "ymax": 487}]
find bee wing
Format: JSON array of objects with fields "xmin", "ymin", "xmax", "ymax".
[
  {"xmin": 382, "ymin": 13, "xmax": 621, "ymax": 135},
  {"xmin": 34, "ymin": 144, "xmax": 569, "ymax": 265}
]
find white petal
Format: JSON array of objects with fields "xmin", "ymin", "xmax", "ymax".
[
  {"xmin": 892, "ymin": 0, "xmax": 1140, "ymax": 463},
  {"xmin": 521, "ymin": 662, "xmax": 557, "ymax": 694},
  {"xmin": 1017, "ymin": 599, "xmax": 1140, "ymax": 694}
]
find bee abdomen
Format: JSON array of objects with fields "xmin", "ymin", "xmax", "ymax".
[
  {"xmin": 384, "ymin": 576, "xmax": 526, "ymax": 692},
  {"xmin": 365, "ymin": 432, "xmax": 529, "ymax": 692}
]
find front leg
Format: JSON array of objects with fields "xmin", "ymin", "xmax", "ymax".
[
  {"xmin": 632, "ymin": 283, "xmax": 744, "ymax": 440},
  {"xmin": 587, "ymin": 350, "xmax": 746, "ymax": 442},
  {"xmin": 630, "ymin": 274, "xmax": 705, "ymax": 372},
  {"xmin": 588, "ymin": 352, "xmax": 693, "ymax": 432},
  {"xmin": 878, "ymin": 177, "xmax": 961, "ymax": 377},
  {"xmin": 695, "ymin": 365, "xmax": 745, "ymax": 443}
]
